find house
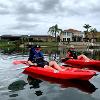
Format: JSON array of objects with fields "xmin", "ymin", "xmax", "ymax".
[
  {"xmin": 95, "ymin": 32, "xmax": 100, "ymax": 42},
  {"xmin": 84, "ymin": 32, "xmax": 100, "ymax": 42},
  {"xmin": 60, "ymin": 29, "xmax": 84, "ymax": 42}
]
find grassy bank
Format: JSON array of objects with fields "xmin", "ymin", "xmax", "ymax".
[
  {"xmin": 0, "ymin": 40, "xmax": 15, "ymax": 47},
  {"xmin": 0, "ymin": 40, "xmax": 99, "ymax": 49}
]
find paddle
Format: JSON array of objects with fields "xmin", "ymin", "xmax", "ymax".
[
  {"xmin": 61, "ymin": 58, "xmax": 71, "ymax": 62},
  {"xmin": 62, "ymin": 64, "xmax": 73, "ymax": 67},
  {"xmin": 13, "ymin": 57, "xmax": 45, "ymax": 65}
]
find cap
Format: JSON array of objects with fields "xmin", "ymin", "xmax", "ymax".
[
  {"xmin": 69, "ymin": 45, "xmax": 75, "ymax": 49},
  {"xmin": 34, "ymin": 45, "xmax": 41, "ymax": 48}
]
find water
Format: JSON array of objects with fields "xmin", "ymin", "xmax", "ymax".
[{"xmin": 0, "ymin": 47, "xmax": 100, "ymax": 100}]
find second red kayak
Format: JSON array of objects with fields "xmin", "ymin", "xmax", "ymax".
[
  {"xmin": 62, "ymin": 59, "xmax": 100, "ymax": 67},
  {"xmin": 23, "ymin": 66, "xmax": 96, "ymax": 81}
]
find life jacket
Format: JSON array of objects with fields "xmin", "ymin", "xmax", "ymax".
[
  {"xmin": 28, "ymin": 47, "xmax": 43, "ymax": 61},
  {"xmin": 67, "ymin": 49, "xmax": 77, "ymax": 59},
  {"xmin": 28, "ymin": 47, "xmax": 48, "ymax": 67}
]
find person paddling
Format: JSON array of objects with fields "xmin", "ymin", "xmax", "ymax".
[
  {"xmin": 28, "ymin": 45, "xmax": 64, "ymax": 71},
  {"xmin": 62, "ymin": 45, "xmax": 90, "ymax": 62},
  {"xmin": 66, "ymin": 45, "xmax": 78, "ymax": 59},
  {"xmin": 28, "ymin": 45, "xmax": 46, "ymax": 67}
]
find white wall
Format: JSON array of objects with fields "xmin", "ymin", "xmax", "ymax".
[{"xmin": 60, "ymin": 32, "xmax": 73, "ymax": 41}]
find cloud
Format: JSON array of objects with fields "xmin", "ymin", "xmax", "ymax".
[
  {"xmin": 0, "ymin": 0, "xmax": 100, "ymax": 35},
  {"xmin": 0, "ymin": 3, "xmax": 10, "ymax": 14},
  {"xmin": 41, "ymin": 0, "xmax": 60, "ymax": 14},
  {"xmin": 10, "ymin": 23, "xmax": 38, "ymax": 30}
]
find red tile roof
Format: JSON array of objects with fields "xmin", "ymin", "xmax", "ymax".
[{"xmin": 64, "ymin": 29, "xmax": 81, "ymax": 32}]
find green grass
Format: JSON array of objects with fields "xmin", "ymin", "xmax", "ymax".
[{"xmin": 0, "ymin": 41, "xmax": 15, "ymax": 47}]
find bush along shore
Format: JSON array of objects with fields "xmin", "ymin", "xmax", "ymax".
[{"xmin": 0, "ymin": 40, "xmax": 100, "ymax": 49}]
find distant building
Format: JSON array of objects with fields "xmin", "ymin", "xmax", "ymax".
[
  {"xmin": 83, "ymin": 32, "xmax": 100, "ymax": 42},
  {"xmin": 0, "ymin": 35, "xmax": 21, "ymax": 41},
  {"xmin": 29, "ymin": 35, "xmax": 55, "ymax": 42},
  {"xmin": 95, "ymin": 32, "xmax": 100, "ymax": 42},
  {"xmin": 0, "ymin": 35, "xmax": 55, "ymax": 42},
  {"xmin": 60, "ymin": 29, "xmax": 84, "ymax": 42}
]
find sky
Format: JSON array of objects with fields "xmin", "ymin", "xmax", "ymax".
[{"xmin": 0, "ymin": 0, "xmax": 100, "ymax": 35}]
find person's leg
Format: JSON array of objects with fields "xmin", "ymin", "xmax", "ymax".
[
  {"xmin": 49, "ymin": 61, "xmax": 64, "ymax": 71},
  {"xmin": 44, "ymin": 65, "xmax": 56, "ymax": 71},
  {"xmin": 28, "ymin": 60, "xmax": 37, "ymax": 66},
  {"xmin": 78, "ymin": 54, "xmax": 90, "ymax": 61}
]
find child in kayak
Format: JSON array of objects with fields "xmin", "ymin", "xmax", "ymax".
[
  {"xmin": 28, "ymin": 45, "xmax": 64, "ymax": 71},
  {"xmin": 66, "ymin": 45, "xmax": 90, "ymax": 61}
]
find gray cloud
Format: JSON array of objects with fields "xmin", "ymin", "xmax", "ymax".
[
  {"xmin": 9, "ymin": 23, "xmax": 38, "ymax": 30},
  {"xmin": 41, "ymin": 0, "xmax": 60, "ymax": 13},
  {"xmin": 1, "ymin": 0, "xmax": 100, "ymax": 16},
  {"xmin": 0, "ymin": 3, "xmax": 8, "ymax": 8},
  {"xmin": 0, "ymin": 0, "xmax": 100, "ymax": 35},
  {"xmin": 0, "ymin": 3, "xmax": 10, "ymax": 14},
  {"xmin": 14, "ymin": 3, "xmax": 35, "ymax": 15}
]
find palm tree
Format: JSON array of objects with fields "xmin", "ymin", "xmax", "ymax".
[
  {"xmin": 90, "ymin": 28, "xmax": 97, "ymax": 42},
  {"xmin": 90, "ymin": 28, "xmax": 97, "ymax": 37},
  {"xmin": 48, "ymin": 24, "xmax": 62, "ymax": 42},
  {"xmin": 83, "ymin": 24, "xmax": 91, "ymax": 38}
]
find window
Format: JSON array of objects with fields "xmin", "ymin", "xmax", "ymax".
[
  {"xmin": 67, "ymin": 32, "xmax": 71, "ymax": 36},
  {"xmin": 63, "ymin": 32, "xmax": 66, "ymax": 35},
  {"xmin": 63, "ymin": 38, "xmax": 66, "ymax": 41},
  {"xmin": 67, "ymin": 38, "xmax": 70, "ymax": 41}
]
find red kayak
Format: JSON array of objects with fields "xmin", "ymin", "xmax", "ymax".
[
  {"xmin": 13, "ymin": 60, "xmax": 28, "ymax": 65},
  {"xmin": 23, "ymin": 66, "xmax": 96, "ymax": 81},
  {"xmin": 63, "ymin": 59, "xmax": 100, "ymax": 67}
]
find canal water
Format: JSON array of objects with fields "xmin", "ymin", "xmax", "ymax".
[{"xmin": 0, "ymin": 47, "xmax": 100, "ymax": 100}]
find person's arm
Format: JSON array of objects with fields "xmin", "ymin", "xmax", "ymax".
[
  {"xmin": 39, "ymin": 51, "xmax": 44, "ymax": 57},
  {"xmin": 38, "ymin": 51, "xmax": 44, "ymax": 60},
  {"xmin": 28, "ymin": 60, "xmax": 34, "ymax": 65},
  {"xmin": 61, "ymin": 51, "xmax": 73, "ymax": 62},
  {"xmin": 28, "ymin": 48, "xmax": 37, "ymax": 66}
]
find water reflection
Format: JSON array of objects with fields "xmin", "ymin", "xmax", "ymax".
[
  {"xmin": 27, "ymin": 76, "xmax": 42, "ymax": 89},
  {"xmin": 26, "ymin": 74, "xmax": 97, "ymax": 94},
  {"xmin": 27, "ymin": 76, "xmax": 43, "ymax": 96},
  {"xmin": 9, "ymin": 93, "xmax": 18, "ymax": 97},
  {"xmin": 8, "ymin": 80, "xmax": 27, "ymax": 97},
  {"xmin": 0, "ymin": 47, "xmax": 100, "ymax": 60},
  {"xmin": 8, "ymin": 80, "xmax": 27, "ymax": 92}
]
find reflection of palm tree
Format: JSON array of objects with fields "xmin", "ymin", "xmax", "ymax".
[
  {"xmin": 48, "ymin": 24, "xmax": 62, "ymax": 42},
  {"xmin": 83, "ymin": 24, "xmax": 91, "ymax": 38}
]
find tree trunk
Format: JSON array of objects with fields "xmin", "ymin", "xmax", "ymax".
[{"xmin": 55, "ymin": 32, "xmax": 57, "ymax": 42}]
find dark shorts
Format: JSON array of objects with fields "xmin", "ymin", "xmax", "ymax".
[{"xmin": 37, "ymin": 61, "xmax": 49, "ymax": 68}]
